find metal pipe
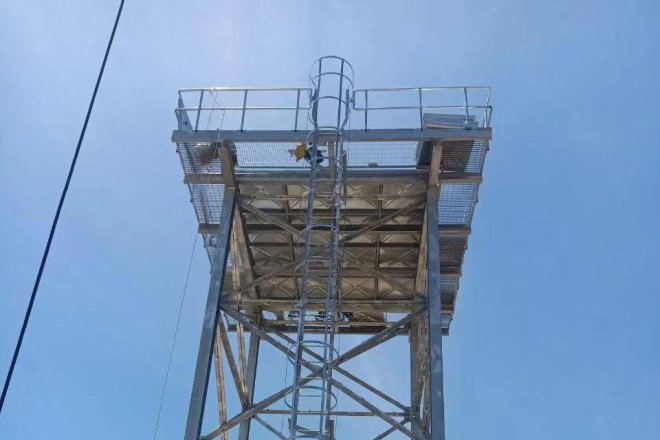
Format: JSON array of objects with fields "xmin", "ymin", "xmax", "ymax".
[
  {"xmin": 194, "ymin": 90, "xmax": 204, "ymax": 131},
  {"xmin": 240, "ymin": 89, "xmax": 248, "ymax": 131}
]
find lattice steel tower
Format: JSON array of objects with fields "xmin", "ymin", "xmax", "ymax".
[{"xmin": 172, "ymin": 56, "xmax": 492, "ymax": 440}]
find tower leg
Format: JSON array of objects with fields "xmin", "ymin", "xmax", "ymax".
[
  {"xmin": 184, "ymin": 188, "xmax": 237, "ymax": 440},
  {"xmin": 238, "ymin": 316, "xmax": 261, "ymax": 440},
  {"xmin": 426, "ymin": 186, "xmax": 445, "ymax": 440}
]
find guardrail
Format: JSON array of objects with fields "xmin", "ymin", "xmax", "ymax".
[
  {"xmin": 352, "ymin": 86, "xmax": 492, "ymax": 130},
  {"xmin": 175, "ymin": 86, "xmax": 492, "ymax": 132},
  {"xmin": 176, "ymin": 87, "xmax": 313, "ymax": 131}
]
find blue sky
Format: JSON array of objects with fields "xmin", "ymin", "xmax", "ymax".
[{"xmin": 1, "ymin": 0, "xmax": 659, "ymax": 438}]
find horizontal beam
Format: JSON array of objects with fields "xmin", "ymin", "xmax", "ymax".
[
  {"xmin": 237, "ymin": 193, "xmax": 427, "ymax": 201},
  {"xmin": 227, "ymin": 299, "xmax": 425, "ymax": 312},
  {"xmin": 229, "ymin": 323, "xmax": 449, "ymax": 336},
  {"xmin": 183, "ymin": 170, "xmax": 482, "ymax": 185},
  {"xmin": 200, "ymin": 224, "xmax": 469, "ymax": 237},
  {"xmin": 251, "ymin": 267, "xmax": 461, "ymax": 277},
  {"xmin": 207, "ymin": 223, "xmax": 425, "ymax": 234},
  {"xmin": 258, "ymin": 409, "xmax": 408, "ymax": 417},
  {"xmin": 172, "ymin": 127, "xmax": 491, "ymax": 144}
]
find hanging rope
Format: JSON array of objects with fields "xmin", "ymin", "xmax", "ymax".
[
  {"xmin": 152, "ymin": 232, "xmax": 199, "ymax": 440},
  {"xmin": 0, "ymin": 0, "xmax": 126, "ymax": 415}
]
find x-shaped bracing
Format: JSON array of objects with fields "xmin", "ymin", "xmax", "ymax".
[{"xmin": 201, "ymin": 307, "xmax": 428, "ymax": 440}]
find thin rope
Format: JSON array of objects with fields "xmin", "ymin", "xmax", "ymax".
[
  {"xmin": 152, "ymin": 232, "xmax": 199, "ymax": 440},
  {"xmin": 0, "ymin": 0, "xmax": 126, "ymax": 414},
  {"xmin": 280, "ymin": 340, "xmax": 293, "ymax": 435}
]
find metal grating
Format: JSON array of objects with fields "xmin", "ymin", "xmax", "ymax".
[
  {"xmin": 177, "ymin": 143, "xmax": 223, "ymax": 175},
  {"xmin": 439, "ymin": 183, "xmax": 479, "ymax": 225},
  {"xmin": 345, "ymin": 141, "xmax": 418, "ymax": 168},
  {"xmin": 442, "ymin": 139, "xmax": 487, "ymax": 174}
]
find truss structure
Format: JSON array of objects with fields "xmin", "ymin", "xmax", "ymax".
[{"xmin": 172, "ymin": 58, "xmax": 492, "ymax": 440}]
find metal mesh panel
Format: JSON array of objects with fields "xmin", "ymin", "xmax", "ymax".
[
  {"xmin": 441, "ymin": 140, "xmax": 487, "ymax": 173},
  {"xmin": 234, "ymin": 142, "xmax": 312, "ymax": 168},
  {"xmin": 440, "ymin": 236, "xmax": 467, "ymax": 268},
  {"xmin": 438, "ymin": 183, "xmax": 478, "ymax": 225},
  {"xmin": 230, "ymin": 141, "xmax": 418, "ymax": 169},
  {"xmin": 440, "ymin": 277, "xmax": 459, "ymax": 294},
  {"xmin": 345, "ymin": 141, "xmax": 418, "ymax": 168},
  {"xmin": 189, "ymin": 183, "xmax": 225, "ymax": 225},
  {"xmin": 177, "ymin": 143, "xmax": 223, "ymax": 174}
]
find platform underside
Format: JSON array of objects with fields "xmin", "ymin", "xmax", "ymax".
[{"xmin": 173, "ymin": 128, "xmax": 490, "ymax": 335}]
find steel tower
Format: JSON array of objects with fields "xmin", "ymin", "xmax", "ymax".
[{"xmin": 173, "ymin": 56, "xmax": 492, "ymax": 440}]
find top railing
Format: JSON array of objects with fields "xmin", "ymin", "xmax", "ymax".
[
  {"xmin": 176, "ymin": 87, "xmax": 313, "ymax": 132},
  {"xmin": 175, "ymin": 85, "xmax": 491, "ymax": 132},
  {"xmin": 352, "ymin": 86, "xmax": 492, "ymax": 130}
]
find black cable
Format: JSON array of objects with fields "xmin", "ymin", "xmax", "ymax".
[{"xmin": 0, "ymin": 0, "xmax": 126, "ymax": 414}]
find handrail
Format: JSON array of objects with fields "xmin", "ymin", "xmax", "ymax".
[
  {"xmin": 177, "ymin": 87, "xmax": 313, "ymax": 131},
  {"xmin": 176, "ymin": 85, "xmax": 493, "ymax": 132},
  {"xmin": 352, "ymin": 86, "xmax": 492, "ymax": 129}
]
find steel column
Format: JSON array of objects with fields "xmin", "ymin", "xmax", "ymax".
[
  {"xmin": 426, "ymin": 185, "xmax": 445, "ymax": 440},
  {"xmin": 184, "ymin": 188, "xmax": 237, "ymax": 440}
]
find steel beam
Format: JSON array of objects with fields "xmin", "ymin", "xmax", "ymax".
[
  {"xmin": 212, "ymin": 329, "xmax": 228, "ymax": 440},
  {"xmin": 183, "ymin": 170, "xmax": 482, "ymax": 185},
  {"xmin": 259, "ymin": 410, "xmax": 407, "ymax": 417},
  {"xmin": 172, "ymin": 127, "xmax": 492, "ymax": 144},
  {"xmin": 226, "ymin": 298, "xmax": 424, "ymax": 312},
  {"xmin": 184, "ymin": 188, "xmax": 237, "ymax": 440},
  {"xmin": 216, "ymin": 318, "xmax": 249, "ymax": 408},
  {"xmin": 341, "ymin": 253, "xmax": 425, "ymax": 300},
  {"xmin": 253, "ymin": 416, "xmax": 288, "ymax": 440},
  {"xmin": 374, "ymin": 417, "xmax": 411, "ymax": 440},
  {"xmin": 200, "ymin": 224, "xmax": 470, "ymax": 238},
  {"xmin": 212, "ymin": 223, "xmax": 425, "ymax": 234},
  {"xmin": 427, "ymin": 184, "xmax": 445, "ymax": 440}
]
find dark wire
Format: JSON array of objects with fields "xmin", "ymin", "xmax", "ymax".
[{"xmin": 0, "ymin": 0, "xmax": 126, "ymax": 414}]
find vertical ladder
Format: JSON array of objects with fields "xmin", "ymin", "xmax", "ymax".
[{"xmin": 287, "ymin": 56, "xmax": 353, "ymax": 440}]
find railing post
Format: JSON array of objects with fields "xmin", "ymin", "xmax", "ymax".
[
  {"xmin": 194, "ymin": 90, "xmax": 204, "ymax": 131},
  {"xmin": 240, "ymin": 90, "xmax": 248, "ymax": 131},
  {"xmin": 294, "ymin": 89, "xmax": 301, "ymax": 131},
  {"xmin": 463, "ymin": 87, "xmax": 470, "ymax": 130},
  {"xmin": 364, "ymin": 90, "xmax": 368, "ymax": 131},
  {"xmin": 418, "ymin": 88, "xmax": 424, "ymax": 129}
]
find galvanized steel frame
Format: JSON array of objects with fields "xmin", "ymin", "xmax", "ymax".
[{"xmin": 176, "ymin": 63, "xmax": 492, "ymax": 440}]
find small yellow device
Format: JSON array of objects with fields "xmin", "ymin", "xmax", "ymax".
[{"xmin": 294, "ymin": 142, "xmax": 306, "ymax": 162}]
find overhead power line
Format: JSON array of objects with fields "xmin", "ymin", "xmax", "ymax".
[{"xmin": 0, "ymin": 0, "xmax": 126, "ymax": 414}]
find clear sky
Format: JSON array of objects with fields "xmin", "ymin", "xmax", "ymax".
[{"xmin": 1, "ymin": 0, "xmax": 659, "ymax": 438}]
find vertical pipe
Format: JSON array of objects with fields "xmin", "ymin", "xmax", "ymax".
[
  {"xmin": 184, "ymin": 189, "xmax": 237, "ymax": 440},
  {"xmin": 364, "ymin": 90, "xmax": 369, "ymax": 131},
  {"xmin": 294, "ymin": 89, "xmax": 301, "ymax": 131},
  {"xmin": 240, "ymin": 90, "xmax": 248, "ymax": 131},
  {"xmin": 195, "ymin": 90, "xmax": 204, "ymax": 131},
  {"xmin": 463, "ymin": 87, "xmax": 470, "ymax": 129},
  {"xmin": 418, "ymin": 88, "xmax": 424, "ymax": 129}
]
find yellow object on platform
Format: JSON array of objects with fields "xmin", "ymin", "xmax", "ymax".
[{"xmin": 294, "ymin": 142, "xmax": 306, "ymax": 161}]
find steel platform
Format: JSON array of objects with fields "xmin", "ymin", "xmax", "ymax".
[{"xmin": 173, "ymin": 84, "xmax": 492, "ymax": 440}]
